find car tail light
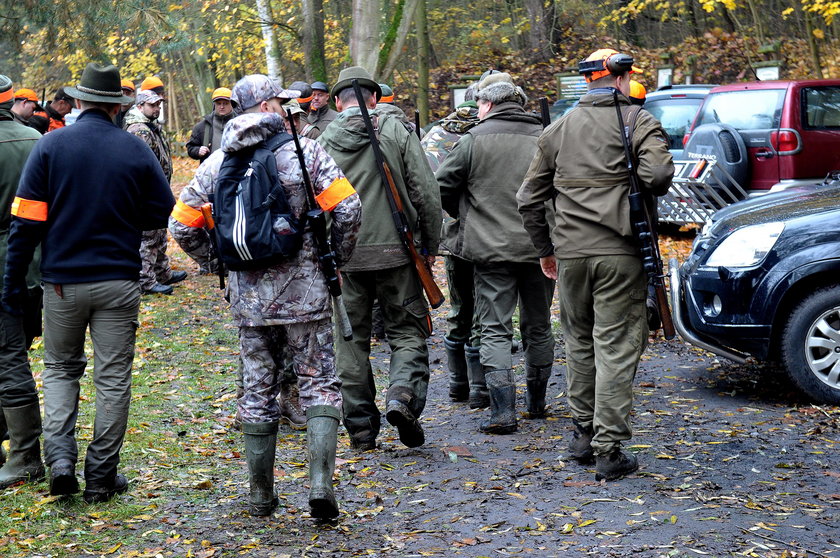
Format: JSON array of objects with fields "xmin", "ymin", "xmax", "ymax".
[
  {"xmin": 770, "ymin": 129, "xmax": 801, "ymax": 155},
  {"xmin": 683, "ymin": 133, "xmax": 691, "ymax": 147}
]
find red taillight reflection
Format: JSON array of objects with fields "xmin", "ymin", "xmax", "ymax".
[
  {"xmin": 683, "ymin": 133, "xmax": 691, "ymax": 147},
  {"xmin": 770, "ymin": 130, "xmax": 799, "ymax": 153}
]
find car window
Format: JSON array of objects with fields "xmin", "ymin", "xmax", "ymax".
[
  {"xmin": 644, "ymin": 98, "xmax": 703, "ymax": 149},
  {"xmin": 697, "ymin": 89, "xmax": 785, "ymax": 130},
  {"xmin": 803, "ymin": 86, "xmax": 840, "ymax": 128}
]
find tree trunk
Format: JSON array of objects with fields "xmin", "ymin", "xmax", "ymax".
[
  {"xmin": 350, "ymin": 0, "xmax": 379, "ymax": 74},
  {"xmin": 523, "ymin": 0, "xmax": 550, "ymax": 61},
  {"xmin": 804, "ymin": 10, "xmax": 824, "ymax": 79},
  {"xmin": 302, "ymin": 0, "xmax": 328, "ymax": 82},
  {"xmin": 378, "ymin": 0, "xmax": 421, "ymax": 81},
  {"xmin": 255, "ymin": 0, "xmax": 282, "ymax": 80},
  {"xmin": 416, "ymin": 0, "xmax": 429, "ymax": 128}
]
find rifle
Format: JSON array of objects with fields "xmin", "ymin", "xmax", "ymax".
[
  {"xmin": 538, "ymin": 97, "xmax": 551, "ymax": 129},
  {"xmin": 351, "ymin": 79, "xmax": 445, "ymax": 309},
  {"xmin": 612, "ymin": 90, "xmax": 675, "ymax": 340},
  {"xmin": 285, "ymin": 114, "xmax": 354, "ymax": 341},
  {"xmin": 200, "ymin": 203, "xmax": 225, "ymax": 290},
  {"xmin": 414, "ymin": 109, "xmax": 421, "ymax": 139}
]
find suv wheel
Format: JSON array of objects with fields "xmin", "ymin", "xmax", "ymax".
[{"xmin": 781, "ymin": 286, "xmax": 840, "ymax": 404}]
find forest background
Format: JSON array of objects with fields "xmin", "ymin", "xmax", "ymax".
[{"xmin": 1, "ymin": 0, "xmax": 840, "ymax": 137}]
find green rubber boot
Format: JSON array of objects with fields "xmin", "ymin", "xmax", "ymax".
[
  {"xmin": 466, "ymin": 345, "xmax": 489, "ymax": 409},
  {"xmin": 444, "ymin": 337, "xmax": 469, "ymax": 402},
  {"xmin": 242, "ymin": 421, "xmax": 279, "ymax": 516},
  {"xmin": 479, "ymin": 369, "xmax": 517, "ymax": 434},
  {"xmin": 0, "ymin": 402, "xmax": 45, "ymax": 489},
  {"xmin": 524, "ymin": 364, "xmax": 553, "ymax": 419},
  {"xmin": 306, "ymin": 405, "xmax": 340, "ymax": 520}
]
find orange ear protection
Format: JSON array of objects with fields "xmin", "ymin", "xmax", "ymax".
[{"xmin": 578, "ymin": 49, "xmax": 635, "ymax": 83}]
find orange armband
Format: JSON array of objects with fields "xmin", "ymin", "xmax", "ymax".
[
  {"xmin": 315, "ymin": 177, "xmax": 356, "ymax": 211},
  {"xmin": 11, "ymin": 197, "xmax": 48, "ymax": 222}
]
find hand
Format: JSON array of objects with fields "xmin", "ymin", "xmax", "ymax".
[
  {"xmin": 424, "ymin": 254, "xmax": 436, "ymax": 268},
  {"xmin": 540, "ymin": 255, "xmax": 557, "ymax": 280},
  {"xmin": 336, "ymin": 269, "xmax": 343, "ymax": 288},
  {"xmin": 198, "ymin": 146, "xmax": 210, "ymax": 157}
]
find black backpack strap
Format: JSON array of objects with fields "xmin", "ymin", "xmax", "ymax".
[{"xmin": 259, "ymin": 132, "xmax": 295, "ymax": 210}]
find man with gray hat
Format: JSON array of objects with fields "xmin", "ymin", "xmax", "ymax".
[
  {"xmin": 318, "ymin": 66, "xmax": 441, "ymax": 451},
  {"xmin": 2, "ymin": 62, "xmax": 174, "ymax": 502},
  {"xmin": 173, "ymin": 74, "xmax": 361, "ymax": 519},
  {"xmin": 125, "ymin": 88, "xmax": 186, "ymax": 296},
  {"xmin": 437, "ymin": 72, "xmax": 555, "ymax": 435},
  {"xmin": 308, "ymin": 81, "xmax": 338, "ymax": 130},
  {"xmin": 0, "ymin": 76, "xmax": 46, "ymax": 490}
]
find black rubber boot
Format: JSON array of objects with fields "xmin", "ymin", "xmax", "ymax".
[
  {"xmin": 479, "ymin": 369, "xmax": 517, "ymax": 434},
  {"xmin": 524, "ymin": 364, "xmax": 552, "ymax": 419},
  {"xmin": 444, "ymin": 337, "xmax": 469, "ymax": 402},
  {"xmin": 242, "ymin": 421, "xmax": 279, "ymax": 516},
  {"xmin": 465, "ymin": 345, "xmax": 489, "ymax": 409},
  {"xmin": 595, "ymin": 448, "xmax": 639, "ymax": 481},
  {"xmin": 568, "ymin": 421, "xmax": 595, "ymax": 464},
  {"xmin": 306, "ymin": 405, "xmax": 340, "ymax": 520},
  {"xmin": 0, "ymin": 402, "xmax": 45, "ymax": 488},
  {"xmin": 49, "ymin": 458, "xmax": 79, "ymax": 496}
]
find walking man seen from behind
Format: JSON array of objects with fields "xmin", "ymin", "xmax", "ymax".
[{"xmin": 517, "ymin": 49, "xmax": 674, "ymax": 481}]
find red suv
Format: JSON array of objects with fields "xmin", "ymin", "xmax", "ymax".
[{"xmin": 684, "ymin": 80, "xmax": 840, "ymax": 192}]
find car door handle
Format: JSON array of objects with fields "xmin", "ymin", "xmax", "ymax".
[{"xmin": 755, "ymin": 150, "xmax": 775, "ymax": 159}]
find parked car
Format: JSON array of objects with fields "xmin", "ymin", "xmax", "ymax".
[
  {"xmin": 684, "ymin": 80, "xmax": 840, "ymax": 193},
  {"xmin": 671, "ymin": 174, "xmax": 840, "ymax": 404},
  {"xmin": 643, "ymin": 84, "xmax": 715, "ymax": 159}
]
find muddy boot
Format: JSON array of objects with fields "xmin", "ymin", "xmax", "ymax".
[
  {"xmin": 444, "ymin": 337, "xmax": 469, "ymax": 402},
  {"xmin": 479, "ymin": 369, "xmax": 517, "ymax": 434},
  {"xmin": 279, "ymin": 380, "xmax": 307, "ymax": 431},
  {"xmin": 466, "ymin": 345, "xmax": 489, "ymax": 409},
  {"xmin": 568, "ymin": 421, "xmax": 594, "ymax": 464},
  {"xmin": 595, "ymin": 448, "xmax": 639, "ymax": 481},
  {"xmin": 524, "ymin": 364, "xmax": 552, "ymax": 419},
  {"xmin": 0, "ymin": 403, "xmax": 45, "ymax": 489},
  {"xmin": 242, "ymin": 421, "xmax": 279, "ymax": 516},
  {"xmin": 385, "ymin": 400, "xmax": 425, "ymax": 448},
  {"xmin": 306, "ymin": 405, "xmax": 340, "ymax": 520}
]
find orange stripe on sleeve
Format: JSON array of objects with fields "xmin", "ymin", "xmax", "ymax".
[
  {"xmin": 11, "ymin": 197, "xmax": 48, "ymax": 222},
  {"xmin": 171, "ymin": 199, "xmax": 206, "ymax": 228},
  {"xmin": 315, "ymin": 177, "xmax": 356, "ymax": 212}
]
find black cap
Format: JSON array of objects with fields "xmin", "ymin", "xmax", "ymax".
[{"xmin": 310, "ymin": 81, "xmax": 329, "ymax": 92}]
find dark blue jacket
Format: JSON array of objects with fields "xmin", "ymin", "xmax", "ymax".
[{"xmin": 3, "ymin": 109, "xmax": 174, "ymax": 297}]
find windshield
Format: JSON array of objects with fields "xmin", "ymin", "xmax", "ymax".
[
  {"xmin": 644, "ymin": 98, "xmax": 703, "ymax": 149},
  {"xmin": 697, "ymin": 89, "xmax": 785, "ymax": 130}
]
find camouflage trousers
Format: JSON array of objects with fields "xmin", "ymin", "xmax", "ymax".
[
  {"xmin": 139, "ymin": 228, "xmax": 173, "ymax": 291},
  {"xmin": 168, "ymin": 217, "xmax": 218, "ymax": 275},
  {"xmin": 238, "ymin": 318, "xmax": 342, "ymax": 424}
]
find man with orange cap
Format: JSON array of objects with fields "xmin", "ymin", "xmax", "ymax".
[
  {"xmin": 518, "ymin": 48, "xmax": 673, "ymax": 482},
  {"xmin": 629, "ymin": 80, "xmax": 647, "ymax": 106},
  {"xmin": 186, "ymin": 87, "xmax": 235, "ymax": 162},
  {"xmin": 11, "ymin": 89, "xmax": 41, "ymax": 129},
  {"xmin": 29, "ymin": 87, "xmax": 74, "ymax": 133},
  {"xmin": 115, "ymin": 79, "xmax": 136, "ymax": 129}
]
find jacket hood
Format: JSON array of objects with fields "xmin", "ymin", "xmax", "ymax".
[
  {"xmin": 221, "ymin": 112, "xmax": 286, "ymax": 153},
  {"xmin": 482, "ymin": 101, "xmax": 542, "ymax": 125},
  {"xmin": 123, "ymin": 105, "xmax": 152, "ymax": 126},
  {"xmin": 318, "ymin": 107, "xmax": 373, "ymax": 153},
  {"xmin": 440, "ymin": 105, "xmax": 479, "ymax": 134}
]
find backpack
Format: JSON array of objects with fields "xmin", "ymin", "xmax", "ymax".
[{"xmin": 211, "ymin": 132, "xmax": 304, "ymax": 271}]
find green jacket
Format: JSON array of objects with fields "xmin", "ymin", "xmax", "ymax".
[
  {"xmin": 517, "ymin": 91, "xmax": 674, "ymax": 259},
  {"xmin": 436, "ymin": 101, "xmax": 543, "ymax": 264},
  {"xmin": 0, "ymin": 107, "xmax": 41, "ymax": 292},
  {"xmin": 318, "ymin": 107, "xmax": 441, "ymax": 273}
]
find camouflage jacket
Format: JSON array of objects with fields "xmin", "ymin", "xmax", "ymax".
[
  {"xmin": 421, "ymin": 104, "xmax": 480, "ymax": 173},
  {"xmin": 179, "ymin": 112, "xmax": 362, "ymax": 326},
  {"xmin": 124, "ymin": 106, "xmax": 173, "ymax": 181}
]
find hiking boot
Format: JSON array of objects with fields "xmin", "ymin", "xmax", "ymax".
[
  {"xmin": 385, "ymin": 400, "xmax": 425, "ymax": 448},
  {"xmin": 279, "ymin": 381, "xmax": 307, "ymax": 431},
  {"xmin": 306, "ymin": 406, "xmax": 340, "ymax": 520},
  {"xmin": 0, "ymin": 403, "xmax": 45, "ymax": 489},
  {"xmin": 49, "ymin": 458, "xmax": 80, "ymax": 496},
  {"xmin": 524, "ymin": 364, "xmax": 552, "ymax": 419},
  {"xmin": 143, "ymin": 283, "xmax": 173, "ymax": 295},
  {"xmin": 568, "ymin": 422, "xmax": 595, "ymax": 464},
  {"xmin": 466, "ymin": 345, "xmax": 489, "ymax": 409},
  {"xmin": 242, "ymin": 421, "xmax": 279, "ymax": 516},
  {"xmin": 444, "ymin": 337, "xmax": 469, "ymax": 402},
  {"xmin": 162, "ymin": 270, "xmax": 188, "ymax": 286},
  {"xmin": 83, "ymin": 473, "xmax": 128, "ymax": 503},
  {"xmin": 595, "ymin": 449, "xmax": 639, "ymax": 481},
  {"xmin": 479, "ymin": 369, "xmax": 517, "ymax": 434},
  {"xmin": 349, "ymin": 434, "xmax": 377, "ymax": 452}
]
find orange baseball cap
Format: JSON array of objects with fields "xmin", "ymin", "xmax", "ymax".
[
  {"xmin": 211, "ymin": 87, "xmax": 232, "ymax": 101},
  {"xmin": 121, "ymin": 79, "xmax": 136, "ymax": 92},
  {"xmin": 629, "ymin": 80, "xmax": 647, "ymax": 101},
  {"xmin": 141, "ymin": 76, "xmax": 164, "ymax": 91},
  {"xmin": 14, "ymin": 88, "xmax": 39, "ymax": 102}
]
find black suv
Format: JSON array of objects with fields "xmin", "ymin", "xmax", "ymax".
[{"xmin": 671, "ymin": 176, "xmax": 840, "ymax": 403}]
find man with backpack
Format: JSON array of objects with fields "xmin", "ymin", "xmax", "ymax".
[{"xmin": 174, "ymin": 74, "xmax": 361, "ymax": 519}]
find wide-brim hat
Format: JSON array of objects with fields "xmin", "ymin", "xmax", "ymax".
[
  {"xmin": 65, "ymin": 63, "xmax": 134, "ymax": 104},
  {"xmin": 330, "ymin": 67, "xmax": 382, "ymax": 100}
]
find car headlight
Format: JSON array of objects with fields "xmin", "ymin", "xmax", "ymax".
[{"xmin": 704, "ymin": 222, "xmax": 784, "ymax": 268}]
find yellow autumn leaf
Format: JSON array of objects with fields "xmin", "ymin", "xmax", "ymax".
[
  {"xmin": 104, "ymin": 543, "xmax": 122, "ymax": 554},
  {"xmin": 813, "ymin": 28, "xmax": 825, "ymax": 39}
]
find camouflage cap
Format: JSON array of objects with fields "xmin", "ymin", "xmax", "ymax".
[
  {"xmin": 136, "ymin": 89, "xmax": 163, "ymax": 105},
  {"xmin": 284, "ymin": 99, "xmax": 306, "ymax": 116},
  {"xmin": 232, "ymin": 74, "xmax": 301, "ymax": 111}
]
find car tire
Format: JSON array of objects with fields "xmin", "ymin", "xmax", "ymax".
[{"xmin": 781, "ymin": 286, "xmax": 840, "ymax": 404}]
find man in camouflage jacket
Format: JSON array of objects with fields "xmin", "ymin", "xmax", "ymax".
[
  {"xmin": 125, "ymin": 90, "xmax": 185, "ymax": 295},
  {"xmin": 175, "ymin": 75, "xmax": 361, "ymax": 520}
]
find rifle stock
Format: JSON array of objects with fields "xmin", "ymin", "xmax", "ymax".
[{"xmin": 351, "ymin": 79, "xmax": 445, "ymax": 309}]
